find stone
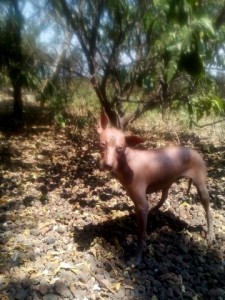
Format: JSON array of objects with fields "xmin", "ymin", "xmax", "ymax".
[
  {"xmin": 14, "ymin": 289, "xmax": 29, "ymax": 300},
  {"xmin": 70, "ymin": 288, "xmax": 87, "ymax": 299},
  {"xmin": 56, "ymin": 225, "xmax": 65, "ymax": 234},
  {"xmin": 183, "ymin": 291, "xmax": 194, "ymax": 298},
  {"xmin": 0, "ymin": 263, "xmax": 11, "ymax": 274},
  {"xmin": 54, "ymin": 280, "xmax": 72, "ymax": 298},
  {"xmin": 69, "ymin": 284, "xmax": 77, "ymax": 298},
  {"xmin": 30, "ymin": 291, "xmax": 42, "ymax": 300},
  {"xmin": 167, "ymin": 287, "xmax": 174, "ymax": 298},
  {"xmin": 43, "ymin": 294, "xmax": 59, "ymax": 300},
  {"xmin": 39, "ymin": 280, "xmax": 50, "ymax": 295},
  {"xmin": 45, "ymin": 237, "xmax": 56, "ymax": 245},
  {"xmin": 30, "ymin": 229, "xmax": 40, "ymax": 236},
  {"xmin": 217, "ymin": 232, "xmax": 225, "ymax": 241}
]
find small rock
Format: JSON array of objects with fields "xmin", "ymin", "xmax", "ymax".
[
  {"xmin": 173, "ymin": 285, "xmax": 181, "ymax": 297},
  {"xmin": 54, "ymin": 280, "xmax": 71, "ymax": 297},
  {"xmin": 167, "ymin": 287, "xmax": 174, "ymax": 298},
  {"xmin": 45, "ymin": 237, "xmax": 56, "ymax": 245},
  {"xmin": 39, "ymin": 279, "xmax": 50, "ymax": 295},
  {"xmin": 14, "ymin": 289, "xmax": 28, "ymax": 300},
  {"xmin": 26, "ymin": 250, "xmax": 35, "ymax": 261},
  {"xmin": 57, "ymin": 225, "xmax": 65, "ymax": 234},
  {"xmin": 117, "ymin": 288, "xmax": 126, "ymax": 298},
  {"xmin": 183, "ymin": 291, "xmax": 194, "ymax": 298},
  {"xmin": 70, "ymin": 287, "xmax": 87, "ymax": 299},
  {"xmin": 43, "ymin": 294, "xmax": 58, "ymax": 300},
  {"xmin": 217, "ymin": 232, "xmax": 225, "ymax": 241},
  {"xmin": 0, "ymin": 263, "xmax": 11, "ymax": 273},
  {"xmin": 30, "ymin": 229, "xmax": 40, "ymax": 236},
  {"xmin": 22, "ymin": 278, "xmax": 30, "ymax": 289},
  {"xmin": 174, "ymin": 255, "xmax": 183, "ymax": 263},
  {"xmin": 58, "ymin": 269, "xmax": 76, "ymax": 283},
  {"xmin": 34, "ymin": 247, "xmax": 41, "ymax": 256},
  {"xmin": 69, "ymin": 284, "xmax": 77, "ymax": 297},
  {"xmin": 214, "ymin": 249, "xmax": 223, "ymax": 260},
  {"xmin": 90, "ymin": 294, "xmax": 97, "ymax": 300},
  {"xmin": 79, "ymin": 273, "xmax": 92, "ymax": 284},
  {"xmin": 152, "ymin": 279, "xmax": 161, "ymax": 287},
  {"xmin": 30, "ymin": 291, "xmax": 42, "ymax": 300},
  {"xmin": 160, "ymin": 272, "xmax": 180, "ymax": 283},
  {"xmin": 34, "ymin": 200, "xmax": 42, "ymax": 208},
  {"xmin": 137, "ymin": 284, "xmax": 145, "ymax": 294},
  {"xmin": 209, "ymin": 288, "xmax": 218, "ymax": 299},
  {"xmin": 2, "ymin": 222, "xmax": 9, "ymax": 230},
  {"xmin": 198, "ymin": 256, "xmax": 206, "ymax": 263},
  {"xmin": 209, "ymin": 288, "xmax": 225, "ymax": 299},
  {"xmin": 104, "ymin": 261, "xmax": 113, "ymax": 273},
  {"xmin": 0, "ymin": 276, "xmax": 6, "ymax": 286}
]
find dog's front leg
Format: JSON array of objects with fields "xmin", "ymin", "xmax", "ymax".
[{"xmin": 130, "ymin": 191, "xmax": 149, "ymax": 264}]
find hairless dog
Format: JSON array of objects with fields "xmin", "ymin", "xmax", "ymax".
[{"xmin": 97, "ymin": 111, "xmax": 214, "ymax": 263}]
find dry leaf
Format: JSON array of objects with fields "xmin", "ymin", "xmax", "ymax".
[
  {"xmin": 24, "ymin": 229, "xmax": 30, "ymax": 236},
  {"xmin": 180, "ymin": 201, "xmax": 190, "ymax": 207},
  {"xmin": 60, "ymin": 262, "xmax": 75, "ymax": 269},
  {"xmin": 113, "ymin": 282, "xmax": 121, "ymax": 291}
]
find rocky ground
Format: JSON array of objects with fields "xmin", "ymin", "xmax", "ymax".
[{"xmin": 0, "ymin": 117, "xmax": 225, "ymax": 300}]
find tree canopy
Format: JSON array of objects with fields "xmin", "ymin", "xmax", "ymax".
[
  {"xmin": 48, "ymin": 0, "xmax": 225, "ymax": 127},
  {"xmin": 1, "ymin": 0, "xmax": 225, "ymax": 126}
]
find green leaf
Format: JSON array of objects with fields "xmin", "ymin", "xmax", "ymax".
[
  {"xmin": 153, "ymin": 0, "xmax": 168, "ymax": 7},
  {"xmin": 142, "ymin": 75, "xmax": 153, "ymax": 92},
  {"xmin": 212, "ymin": 97, "xmax": 225, "ymax": 112},
  {"xmin": 166, "ymin": 58, "xmax": 177, "ymax": 83},
  {"xmin": 188, "ymin": 102, "xmax": 193, "ymax": 115},
  {"xmin": 199, "ymin": 17, "xmax": 215, "ymax": 36}
]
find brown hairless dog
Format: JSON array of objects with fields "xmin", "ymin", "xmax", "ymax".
[{"xmin": 97, "ymin": 111, "xmax": 214, "ymax": 263}]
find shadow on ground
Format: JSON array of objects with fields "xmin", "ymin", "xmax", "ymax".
[{"xmin": 0, "ymin": 98, "xmax": 225, "ymax": 299}]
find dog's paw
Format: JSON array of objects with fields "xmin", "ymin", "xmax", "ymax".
[{"xmin": 206, "ymin": 231, "xmax": 215, "ymax": 243}]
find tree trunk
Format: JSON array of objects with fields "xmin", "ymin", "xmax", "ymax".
[
  {"xmin": 41, "ymin": 30, "xmax": 72, "ymax": 104},
  {"xmin": 12, "ymin": 82, "xmax": 23, "ymax": 120},
  {"xmin": 7, "ymin": 0, "xmax": 24, "ymax": 121}
]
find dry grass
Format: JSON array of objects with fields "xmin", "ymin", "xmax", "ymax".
[
  {"xmin": 0, "ymin": 88, "xmax": 224, "ymax": 147},
  {"xmin": 135, "ymin": 109, "xmax": 225, "ymax": 146}
]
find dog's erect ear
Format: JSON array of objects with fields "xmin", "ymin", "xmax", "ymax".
[
  {"xmin": 125, "ymin": 135, "xmax": 146, "ymax": 147},
  {"xmin": 97, "ymin": 110, "xmax": 109, "ymax": 133}
]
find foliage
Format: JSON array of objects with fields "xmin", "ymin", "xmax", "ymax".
[
  {"xmin": 171, "ymin": 74, "xmax": 225, "ymax": 127},
  {"xmin": 49, "ymin": 85, "xmax": 72, "ymax": 111},
  {"xmin": 48, "ymin": 0, "xmax": 225, "ymax": 127},
  {"xmin": 0, "ymin": 0, "xmax": 43, "ymax": 118},
  {"xmin": 0, "ymin": 0, "xmax": 225, "ymax": 126},
  {"xmin": 188, "ymin": 77, "xmax": 225, "ymax": 127}
]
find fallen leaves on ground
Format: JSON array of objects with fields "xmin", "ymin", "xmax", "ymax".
[{"xmin": 0, "ymin": 123, "xmax": 225, "ymax": 299}]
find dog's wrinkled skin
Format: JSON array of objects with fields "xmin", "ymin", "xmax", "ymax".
[{"xmin": 98, "ymin": 111, "xmax": 214, "ymax": 263}]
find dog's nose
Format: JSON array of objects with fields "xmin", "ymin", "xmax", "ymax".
[{"xmin": 104, "ymin": 162, "xmax": 113, "ymax": 170}]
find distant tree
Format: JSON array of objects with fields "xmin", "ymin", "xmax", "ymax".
[
  {"xmin": 0, "ymin": 0, "xmax": 72, "ymax": 121},
  {"xmin": 0, "ymin": 0, "xmax": 25, "ymax": 119},
  {"xmin": 49, "ymin": 0, "xmax": 225, "ymax": 128}
]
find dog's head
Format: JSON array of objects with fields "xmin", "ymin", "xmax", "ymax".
[{"xmin": 97, "ymin": 111, "xmax": 145, "ymax": 171}]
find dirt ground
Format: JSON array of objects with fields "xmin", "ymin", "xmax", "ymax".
[{"xmin": 0, "ymin": 101, "xmax": 225, "ymax": 299}]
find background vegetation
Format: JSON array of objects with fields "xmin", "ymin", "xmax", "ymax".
[{"xmin": 0, "ymin": 0, "xmax": 225, "ymax": 128}]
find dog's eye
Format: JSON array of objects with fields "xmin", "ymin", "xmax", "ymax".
[
  {"xmin": 100, "ymin": 142, "xmax": 106, "ymax": 149},
  {"xmin": 116, "ymin": 146, "xmax": 124, "ymax": 153}
]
